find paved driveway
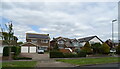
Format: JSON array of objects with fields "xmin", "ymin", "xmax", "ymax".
[{"xmin": 21, "ymin": 53, "xmax": 75, "ymax": 67}]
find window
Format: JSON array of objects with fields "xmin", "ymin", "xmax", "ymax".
[
  {"xmin": 58, "ymin": 40, "xmax": 64, "ymax": 44},
  {"xmin": 32, "ymin": 39, "xmax": 37, "ymax": 43},
  {"xmin": 41, "ymin": 40, "xmax": 48, "ymax": 43},
  {"xmin": 73, "ymin": 42, "xmax": 79, "ymax": 46}
]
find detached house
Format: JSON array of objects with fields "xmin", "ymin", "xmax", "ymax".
[
  {"xmin": 78, "ymin": 36, "xmax": 103, "ymax": 46},
  {"xmin": 50, "ymin": 36, "xmax": 103, "ymax": 52},
  {"xmin": 21, "ymin": 33, "xmax": 50, "ymax": 53}
]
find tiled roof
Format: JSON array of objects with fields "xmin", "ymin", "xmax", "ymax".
[
  {"xmin": 26, "ymin": 33, "xmax": 50, "ymax": 39},
  {"xmin": 78, "ymin": 36, "xmax": 103, "ymax": 43}
]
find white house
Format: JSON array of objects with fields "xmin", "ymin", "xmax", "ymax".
[{"xmin": 78, "ymin": 36, "xmax": 103, "ymax": 46}]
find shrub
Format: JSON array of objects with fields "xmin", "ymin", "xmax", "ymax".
[
  {"xmin": 50, "ymin": 51, "xmax": 64, "ymax": 58},
  {"xmin": 91, "ymin": 43, "xmax": 102, "ymax": 54},
  {"xmin": 3, "ymin": 46, "xmax": 10, "ymax": 56},
  {"xmin": 82, "ymin": 42, "xmax": 93, "ymax": 54},
  {"xmin": 77, "ymin": 50, "xmax": 87, "ymax": 57},
  {"xmin": 75, "ymin": 48, "xmax": 81, "ymax": 53},
  {"xmin": 13, "ymin": 56, "xmax": 32, "ymax": 60},
  {"xmin": 116, "ymin": 45, "xmax": 120, "ymax": 54},
  {"xmin": 64, "ymin": 53, "xmax": 78, "ymax": 58},
  {"xmin": 3, "ymin": 46, "xmax": 21, "ymax": 56},
  {"xmin": 100, "ymin": 43, "xmax": 110, "ymax": 54}
]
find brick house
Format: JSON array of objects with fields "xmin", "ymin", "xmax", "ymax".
[
  {"xmin": 50, "ymin": 36, "xmax": 103, "ymax": 52},
  {"xmin": 21, "ymin": 33, "xmax": 50, "ymax": 53}
]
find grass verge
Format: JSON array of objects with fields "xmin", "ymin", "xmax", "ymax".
[
  {"xmin": 2, "ymin": 61, "xmax": 37, "ymax": 67},
  {"xmin": 56, "ymin": 57, "xmax": 120, "ymax": 66}
]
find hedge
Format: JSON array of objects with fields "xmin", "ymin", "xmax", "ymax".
[
  {"xmin": 13, "ymin": 56, "xmax": 32, "ymax": 60},
  {"xmin": 77, "ymin": 50, "xmax": 87, "ymax": 57},
  {"xmin": 3, "ymin": 46, "xmax": 10, "ymax": 56},
  {"xmin": 50, "ymin": 50, "xmax": 86, "ymax": 58},
  {"xmin": 50, "ymin": 51, "xmax": 64, "ymax": 58},
  {"xmin": 3, "ymin": 46, "xmax": 21, "ymax": 56},
  {"xmin": 64, "ymin": 53, "xmax": 78, "ymax": 58}
]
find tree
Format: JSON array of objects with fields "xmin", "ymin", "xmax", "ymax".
[
  {"xmin": 82, "ymin": 42, "xmax": 93, "ymax": 54},
  {"xmin": 1, "ymin": 21, "xmax": 15, "ymax": 60},
  {"xmin": 116, "ymin": 44, "xmax": 120, "ymax": 54},
  {"xmin": 91, "ymin": 43, "xmax": 101, "ymax": 54},
  {"xmin": 17, "ymin": 41, "xmax": 23, "ymax": 46},
  {"xmin": 100, "ymin": 43, "xmax": 110, "ymax": 54},
  {"xmin": 53, "ymin": 42, "xmax": 59, "ymax": 51}
]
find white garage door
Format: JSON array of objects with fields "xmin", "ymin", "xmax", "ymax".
[
  {"xmin": 30, "ymin": 47, "xmax": 36, "ymax": 53},
  {"xmin": 21, "ymin": 47, "xmax": 28, "ymax": 53}
]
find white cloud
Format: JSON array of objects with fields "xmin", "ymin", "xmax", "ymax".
[{"xmin": 1, "ymin": 2, "xmax": 118, "ymax": 42}]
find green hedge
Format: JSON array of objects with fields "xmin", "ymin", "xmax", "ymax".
[
  {"xmin": 3, "ymin": 47, "xmax": 10, "ymax": 56},
  {"xmin": 50, "ymin": 51, "xmax": 64, "ymax": 58},
  {"xmin": 64, "ymin": 53, "xmax": 78, "ymax": 58},
  {"xmin": 13, "ymin": 56, "xmax": 32, "ymax": 60},
  {"xmin": 77, "ymin": 50, "xmax": 87, "ymax": 57},
  {"xmin": 3, "ymin": 46, "xmax": 21, "ymax": 56},
  {"xmin": 50, "ymin": 50, "xmax": 86, "ymax": 58}
]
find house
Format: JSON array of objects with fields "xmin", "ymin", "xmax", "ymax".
[
  {"xmin": 50, "ymin": 36, "xmax": 103, "ymax": 52},
  {"xmin": 78, "ymin": 36, "xmax": 103, "ymax": 46},
  {"xmin": 21, "ymin": 33, "xmax": 50, "ymax": 53},
  {"xmin": 50, "ymin": 37, "xmax": 83, "ymax": 52}
]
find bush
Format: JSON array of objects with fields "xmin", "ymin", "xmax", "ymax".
[
  {"xmin": 82, "ymin": 42, "xmax": 93, "ymax": 54},
  {"xmin": 116, "ymin": 45, "xmax": 120, "ymax": 54},
  {"xmin": 3, "ymin": 46, "xmax": 21, "ymax": 56},
  {"xmin": 100, "ymin": 43, "xmax": 110, "ymax": 54},
  {"xmin": 64, "ymin": 53, "xmax": 78, "ymax": 58},
  {"xmin": 77, "ymin": 50, "xmax": 87, "ymax": 57},
  {"xmin": 3, "ymin": 46, "xmax": 10, "ymax": 56},
  {"xmin": 11, "ymin": 46, "xmax": 20, "ymax": 56},
  {"xmin": 50, "ymin": 51, "xmax": 64, "ymax": 58},
  {"xmin": 91, "ymin": 43, "xmax": 102, "ymax": 54},
  {"xmin": 13, "ymin": 56, "xmax": 32, "ymax": 60}
]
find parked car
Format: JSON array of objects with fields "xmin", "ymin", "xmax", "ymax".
[{"xmin": 38, "ymin": 49, "xmax": 44, "ymax": 54}]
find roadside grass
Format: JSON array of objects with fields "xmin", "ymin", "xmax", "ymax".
[
  {"xmin": 56, "ymin": 57, "xmax": 120, "ymax": 66},
  {"xmin": 2, "ymin": 61, "xmax": 37, "ymax": 67}
]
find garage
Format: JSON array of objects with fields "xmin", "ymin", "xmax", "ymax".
[
  {"xmin": 21, "ymin": 42, "xmax": 37, "ymax": 53},
  {"xmin": 30, "ymin": 47, "xmax": 36, "ymax": 53},
  {"xmin": 21, "ymin": 46, "xmax": 28, "ymax": 53}
]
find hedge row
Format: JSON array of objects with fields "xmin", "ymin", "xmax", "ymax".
[
  {"xmin": 3, "ymin": 46, "xmax": 21, "ymax": 56},
  {"xmin": 50, "ymin": 50, "xmax": 87, "ymax": 58},
  {"xmin": 13, "ymin": 56, "xmax": 32, "ymax": 60}
]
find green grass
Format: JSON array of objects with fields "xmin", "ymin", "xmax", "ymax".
[
  {"xmin": 56, "ymin": 57, "xmax": 120, "ymax": 66},
  {"xmin": 2, "ymin": 61, "xmax": 37, "ymax": 67}
]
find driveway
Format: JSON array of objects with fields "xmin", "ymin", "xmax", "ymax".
[{"xmin": 21, "ymin": 53, "xmax": 75, "ymax": 67}]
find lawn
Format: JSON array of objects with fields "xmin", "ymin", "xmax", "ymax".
[
  {"xmin": 2, "ymin": 61, "xmax": 37, "ymax": 67},
  {"xmin": 56, "ymin": 57, "xmax": 120, "ymax": 66}
]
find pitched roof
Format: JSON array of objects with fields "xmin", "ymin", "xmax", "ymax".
[
  {"xmin": 20, "ymin": 42, "xmax": 38, "ymax": 46},
  {"xmin": 78, "ymin": 36, "xmax": 103, "ymax": 43},
  {"xmin": 52, "ymin": 37, "xmax": 71, "ymax": 42},
  {"xmin": 26, "ymin": 33, "xmax": 50, "ymax": 39}
]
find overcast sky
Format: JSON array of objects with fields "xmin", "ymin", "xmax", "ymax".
[{"xmin": 0, "ymin": 2, "xmax": 118, "ymax": 42}]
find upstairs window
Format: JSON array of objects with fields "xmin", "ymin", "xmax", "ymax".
[
  {"xmin": 32, "ymin": 39, "xmax": 37, "ymax": 43},
  {"xmin": 41, "ymin": 40, "xmax": 49, "ymax": 43}
]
